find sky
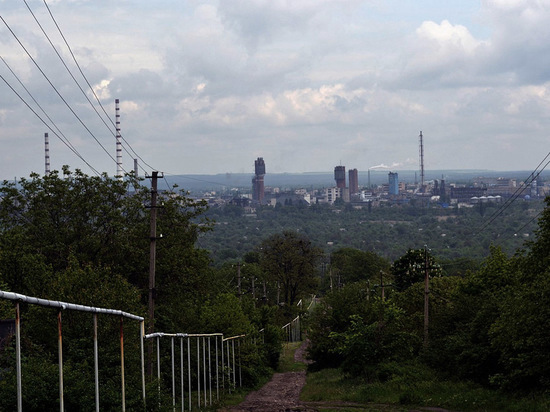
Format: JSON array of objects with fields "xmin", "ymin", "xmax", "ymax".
[{"xmin": 1, "ymin": 0, "xmax": 550, "ymax": 179}]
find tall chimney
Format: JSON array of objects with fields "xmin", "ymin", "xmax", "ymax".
[
  {"xmin": 115, "ymin": 99, "xmax": 122, "ymax": 179},
  {"xmin": 44, "ymin": 132, "xmax": 50, "ymax": 175}
]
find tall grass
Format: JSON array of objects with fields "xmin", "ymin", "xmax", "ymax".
[{"xmin": 301, "ymin": 360, "xmax": 550, "ymax": 411}]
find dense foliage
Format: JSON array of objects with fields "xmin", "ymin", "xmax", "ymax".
[
  {"xmin": 307, "ymin": 196, "xmax": 550, "ymax": 397},
  {"xmin": 201, "ymin": 199, "xmax": 543, "ymax": 265},
  {"xmin": 258, "ymin": 231, "xmax": 322, "ymax": 306}
]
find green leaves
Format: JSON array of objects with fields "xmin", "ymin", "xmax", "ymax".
[
  {"xmin": 259, "ymin": 230, "xmax": 322, "ymax": 306},
  {"xmin": 391, "ymin": 248, "xmax": 441, "ymax": 292}
]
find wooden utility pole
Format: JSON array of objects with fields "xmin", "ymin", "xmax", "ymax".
[
  {"xmin": 423, "ymin": 246, "xmax": 430, "ymax": 347},
  {"xmin": 147, "ymin": 171, "xmax": 159, "ymax": 377}
]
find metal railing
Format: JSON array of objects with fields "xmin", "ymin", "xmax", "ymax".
[
  {"xmin": 0, "ymin": 289, "xmax": 305, "ymax": 411},
  {"xmin": 0, "ymin": 290, "xmax": 145, "ymax": 412},
  {"xmin": 143, "ymin": 332, "xmax": 246, "ymax": 411},
  {"xmin": 282, "ymin": 316, "xmax": 301, "ymax": 343}
]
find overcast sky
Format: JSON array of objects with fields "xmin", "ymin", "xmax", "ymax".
[{"xmin": 1, "ymin": 0, "xmax": 550, "ymax": 179}]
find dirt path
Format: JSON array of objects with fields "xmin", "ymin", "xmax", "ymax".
[
  {"xmin": 224, "ymin": 341, "xmax": 316, "ymax": 412},
  {"xmin": 222, "ymin": 342, "xmax": 453, "ymax": 412}
]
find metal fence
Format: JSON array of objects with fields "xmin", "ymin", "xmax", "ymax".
[
  {"xmin": 143, "ymin": 332, "xmax": 246, "ymax": 411},
  {"xmin": 0, "ymin": 289, "xmax": 304, "ymax": 411},
  {"xmin": 0, "ymin": 290, "xmax": 145, "ymax": 412}
]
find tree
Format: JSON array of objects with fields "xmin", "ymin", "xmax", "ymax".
[
  {"xmin": 330, "ymin": 247, "xmax": 390, "ymax": 286},
  {"xmin": 258, "ymin": 231, "xmax": 322, "ymax": 306},
  {"xmin": 391, "ymin": 248, "xmax": 441, "ymax": 292}
]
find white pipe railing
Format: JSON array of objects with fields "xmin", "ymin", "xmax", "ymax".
[
  {"xmin": 0, "ymin": 290, "xmax": 307, "ymax": 410},
  {"xmin": 0, "ymin": 290, "xmax": 145, "ymax": 412},
  {"xmin": 143, "ymin": 332, "xmax": 246, "ymax": 410}
]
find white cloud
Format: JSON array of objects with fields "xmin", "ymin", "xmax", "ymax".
[{"xmin": 2, "ymin": 0, "xmax": 550, "ymax": 178}]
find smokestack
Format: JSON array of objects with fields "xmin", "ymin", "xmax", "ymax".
[
  {"xmin": 44, "ymin": 132, "xmax": 50, "ymax": 175},
  {"xmin": 115, "ymin": 99, "xmax": 122, "ymax": 179},
  {"xmin": 419, "ymin": 131, "xmax": 425, "ymax": 193}
]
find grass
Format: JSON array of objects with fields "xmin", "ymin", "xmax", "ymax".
[
  {"xmin": 301, "ymin": 361, "xmax": 550, "ymax": 411},
  {"xmin": 278, "ymin": 341, "xmax": 307, "ymax": 373}
]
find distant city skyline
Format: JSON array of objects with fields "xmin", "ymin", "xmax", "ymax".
[{"xmin": 2, "ymin": 1, "xmax": 550, "ymax": 180}]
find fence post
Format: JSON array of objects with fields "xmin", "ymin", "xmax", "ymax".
[
  {"xmin": 187, "ymin": 337, "xmax": 191, "ymax": 411},
  {"xmin": 203, "ymin": 337, "xmax": 207, "ymax": 406},
  {"xmin": 171, "ymin": 337, "xmax": 175, "ymax": 411},
  {"xmin": 93, "ymin": 314, "xmax": 99, "ymax": 412},
  {"xmin": 157, "ymin": 336, "xmax": 161, "ymax": 407},
  {"xmin": 140, "ymin": 321, "xmax": 146, "ymax": 408},
  {"xmin": 180, "ymin": 337, "xmax": 184, "ymax": 412},
  {"xmin": 197, "ymin": 336, "xmax": 201, "ymax": 409},
  {"xmin": 58, "ymin": 310, "xmax": 64, "ymax": 412},
  {"xmin": 240, "ymin": 338, "xmax": 243, "ymax": 388},
  {"xmin": 120, "ymin": 317, "xmax": 126, "ymax": 412},
  {"xmin": 232, "ymin": 340, "xmax": 236, "ymax": 388},
  {"xmin": 15, "ymin": 302, "xmax": 22, "ymax": 412},
  {"xmin": 215, "ymin": 335, "xmax": 219, "ymax": 401},
  {"xmin": 208, "ymin": 336, "xmax": 212, "ymax": 406},
  {"xmin": 221, "ymin": 336, "xmax": 225, "ymax": 392}
]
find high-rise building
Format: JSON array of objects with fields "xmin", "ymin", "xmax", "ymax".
[
  {"xmin": 349, "ymin": 168, "xmax": 358, "ymax": 194},
  {"xmin": 388, "ymin": 172, "xmax": 399, "ymax": 195},
  {"xmin": 334, "ymin": 166, "xmax": 346, "ymax": 189},
  {"xmin": 252, "ymin": 157, "xmax": 266, "ymax": 204}
]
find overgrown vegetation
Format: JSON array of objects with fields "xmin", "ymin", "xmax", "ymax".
[{"xmin": 304, "ymin": 196, "xmax": 550, "ymax": 409}]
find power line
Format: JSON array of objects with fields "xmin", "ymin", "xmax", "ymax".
[
  {"xmin": 40, "ymin": 0, "xmax": 157, "ymax": 174},
  {"xmin": 475, "ymin": 154, "xmax": 550, "ymax": 236},
  {"xmin": 0, "ymin": 73, "xmax": 101, "ymax": 176},
  {"xmin": 1, "ymin": 15, "xmax": 127, "ymax": 175},
  {"xmin": 0, "ymin": 56, "xmax": 82, "ymax": 161}
]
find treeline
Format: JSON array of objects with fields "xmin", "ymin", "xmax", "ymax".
[
  {"xmin": 201, "ymin": 198, "xmax": 543, "ymax": 265},
  {"xmin": 306, "ymin": 198, "xmax": 550, "ymax": 399}
]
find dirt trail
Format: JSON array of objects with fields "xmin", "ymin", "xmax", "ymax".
[{"xmin": 223, "ymin": 341, "xmax": 316, "ymax": 412}]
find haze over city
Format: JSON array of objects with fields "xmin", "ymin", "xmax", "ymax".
[{"xmin": 2, "ymin": 0, "xmax": 550, "ymax": 180}]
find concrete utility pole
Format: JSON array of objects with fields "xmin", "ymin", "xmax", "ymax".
[{"xmin": 147, "ymin": 171, "xmax": 160, "ymax": 377}]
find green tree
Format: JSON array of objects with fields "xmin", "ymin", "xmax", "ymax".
[
  {"xmin": 0, "ymin": 169, "xmax": 216, "ymax": 409},
  {"xmin": 330, "ymin": 247, "xmax": 390, "ymax": 285},
  {"xmin": 329, "ymin": 300, "xmax": 419, "ymax": 381},
  {"xmin": 391, "ymin": 248, "xmax": 441, "ymax": 292},
  {"xmin": 258, "ymin": 231, "xmax": 322, "ymax": 306}
]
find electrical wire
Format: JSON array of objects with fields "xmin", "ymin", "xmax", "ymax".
[
  {"xmin": 474, "ymin": 154, "xmax": 550, "ymax": 236},
  {"xmin": 25, "ymin": 0, "xmax": 146, "ymax": 175},
  {"xmin": 0, "ymin": 55, "xmax": 82, "ymax": 161},
  {"xmin": 41, "ymin": 0, "xmax": 156, "ymax": 174},
  {"xmin": 0, "ymin": 73, "xmax": 101, "ymax": 176},
  {"xmin": 0, "ymin": 15, "xmax": 128, "ymax": 175}
]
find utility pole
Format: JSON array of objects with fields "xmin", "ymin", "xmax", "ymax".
[
  {"xmin": 236, "ymin": 262, "xmax": 242, "ymax": 299},
  {"xmin": 147, "ymin": 171, "xmax": 160, "ymax": 378},
  {"xmin": 423, "ymin": 245, "xmax": 430, "ymax": 347},
  {"xmin": 380, "ymin": 270, "xmax": 385, "ymax": 301}
]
